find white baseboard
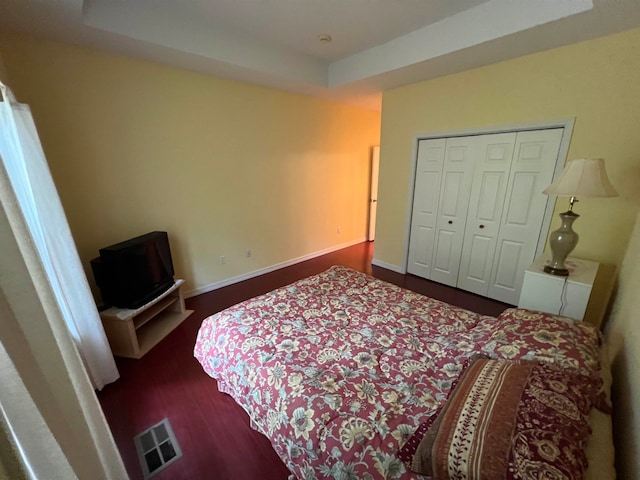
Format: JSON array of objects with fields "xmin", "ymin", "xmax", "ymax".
[
  {"xmin": 184, "ymin": 237, "xmax": 367, "ymax": 298},
  {"xmin": 371, "ymin": 258, "xmax": 405, "ymax": 274}
]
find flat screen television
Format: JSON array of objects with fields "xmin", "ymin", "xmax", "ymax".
[{"xmin": 91, "ymin": 231, "xmax": 175, "ymax": 309}]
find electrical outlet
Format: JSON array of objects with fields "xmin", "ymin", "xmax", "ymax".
[
  {"xmin": 337, "ymin": 226, "xmax": 341, "ymax": 234},
  {"xmin": 246, "ymin": 249, "xmax": 252, "ymax": 258},
  {"xmin": 219, "ymin": 256, "xmax": 226, "ymax": 265}
]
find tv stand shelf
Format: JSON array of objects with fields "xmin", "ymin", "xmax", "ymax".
[{"xmin": 99, "ymin": 279, "xmax": 193, "ymax": 359}]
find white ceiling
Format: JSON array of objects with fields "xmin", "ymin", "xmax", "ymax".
[{"xmin": 2, "ymin": 0, "xmax": 640, "ymax": 111}]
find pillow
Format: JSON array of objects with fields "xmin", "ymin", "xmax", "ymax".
[
  {"xmin": 479, "ymin": 308, "xmax": 602, "ymax": 379},
  {"xmin": 398, "ymin": 357, "xmax": 596, "ymax": 480}
]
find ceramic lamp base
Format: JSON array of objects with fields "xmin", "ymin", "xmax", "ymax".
[
  {"xmin": 543, "ymin": 264, "xmax": 569, "ymax": 276},
  {"xmin": 545, "ymin": 210, "xmax": 579, "ymax": 277}
]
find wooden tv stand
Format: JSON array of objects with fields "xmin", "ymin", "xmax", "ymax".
[{"xmin": 99, "ymin": 279, "xmax": 193, "ymax": 359}]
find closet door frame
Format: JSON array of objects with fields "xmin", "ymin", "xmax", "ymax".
[{"xmin": 401, "ymin": 118, "xmax": 575, "ymax": 275}]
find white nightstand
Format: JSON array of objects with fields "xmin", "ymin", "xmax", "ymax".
[{"xmin": 518, "ymin": 257, "xmax": 599, "ymax": 321}]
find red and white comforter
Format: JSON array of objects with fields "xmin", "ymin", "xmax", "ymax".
[{"xmin": 194, "ymin": 266, "xmax": 603, "ymax": 480}]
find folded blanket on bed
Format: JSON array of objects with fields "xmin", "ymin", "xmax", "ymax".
[{"xmin": 399, "ymin": 357, "xmax": 598, "ymax": 480}]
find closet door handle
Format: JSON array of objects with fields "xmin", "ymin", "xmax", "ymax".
[
  {"xmin": 479, "ymin": 224, "xmax": 485, "ymax": 229},
  {"xmin": 448, "ymin": 220, "xmax": 453, "ymax": 224}
]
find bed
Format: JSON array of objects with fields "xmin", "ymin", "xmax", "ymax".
[{"xmin": 194, "ymin": 266, "xmax": 615, "ymax": 479}]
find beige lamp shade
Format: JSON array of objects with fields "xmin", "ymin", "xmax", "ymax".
[{"xmin": 543, "ymin": 158, "xmax": 618, "ymax": 198}]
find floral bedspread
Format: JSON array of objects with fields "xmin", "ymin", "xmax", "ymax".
[{"xmin": 194, "ymin": 266, "xmax": 602, "ymax": 480}]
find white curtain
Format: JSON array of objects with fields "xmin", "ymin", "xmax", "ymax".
[
  {"xmin": 0, "ymin": 81, "xmax": 119, "ymax": 389},
  {"xmin": 0, "ymin": 153, "xmax": 128, "ymax": 478}
]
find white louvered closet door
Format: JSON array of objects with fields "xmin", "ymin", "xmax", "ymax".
[
  {"xmin": 487, "ymin": 128, "xmax": 564, "ymax": 304},
  {"xmin": 457, "ymin": 133, "xmax": 516, "ymax": 296},
  {"xmin": 407, "ymin": 127, "xmax": 564, "ymax": 304},
  {"xmin": 429, "ymin": 136, "xmax": 477, "ymax": 287},
  {"xmin": 407, "ymin": 138, "xmax": 446, "ymax": 278}
]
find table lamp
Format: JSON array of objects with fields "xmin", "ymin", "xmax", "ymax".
[{"xmin": 542, "ymin": 158, "xmax": 617, "ymax": 276}]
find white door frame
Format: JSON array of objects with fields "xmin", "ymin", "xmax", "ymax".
[
  {"xmin": 401, "ymin": 118, "xmax": 575, "ymax": 274},
  {"xmin": 368, "ymin": 146, "xmax": 380, "ymax": 241}
]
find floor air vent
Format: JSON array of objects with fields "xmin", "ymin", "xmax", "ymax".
[{"xmin": 134, "ymin": 418, "xmax": 182, "ymax": 478}]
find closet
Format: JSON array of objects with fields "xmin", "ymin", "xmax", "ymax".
[{"xmin": 407, "ymin": 128, "xmax": 563, "ymax": 305}]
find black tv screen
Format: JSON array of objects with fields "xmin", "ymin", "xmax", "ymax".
[{"xmin": 91, "ymin": 231, "xmax": 175, "ymax": 309}]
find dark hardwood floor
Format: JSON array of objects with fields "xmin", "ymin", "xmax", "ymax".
[{"xmin": 98, "ymin": 241, "xmax": 512, "ymax": 480}]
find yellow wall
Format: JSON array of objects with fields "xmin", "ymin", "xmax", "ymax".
[
  {"xmin": 375, "ymin": 27, "xmax": 640, "ymax": 271},
  {"xmin": 0, "ymin": 32, "xmax": 381, "ymax": 296},
  {"xmin": 607, "ymin": 210, "xmax": 640, "ymax": 477}
]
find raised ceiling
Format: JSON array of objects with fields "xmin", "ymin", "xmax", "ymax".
[{"xmin": 1, "ymin": 0, "xmax": 640, "ymax": 110}]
